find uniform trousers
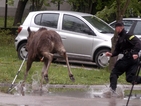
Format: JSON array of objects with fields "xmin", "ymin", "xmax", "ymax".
[{"xmin": 110, "ymin": 56, "xmax": 141, "ymax": 91}]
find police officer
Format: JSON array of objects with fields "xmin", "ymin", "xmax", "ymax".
[{"xmin": 106, "ymin": 22, "xmax": 141, "ymax": 93}]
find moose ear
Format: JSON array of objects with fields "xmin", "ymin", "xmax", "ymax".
[
  {"xmin": 27, "ymin": 27, "xmax": 31, "ymax": 34},
  {"xmin": 27, "ymin": 27, "xmax": 32, "ymax": 37}
]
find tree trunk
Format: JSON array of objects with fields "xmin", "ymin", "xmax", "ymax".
[
  {"xmin": 108, "ymin": 0, "xmax": 130, "ymax": 71},
  {"xmin": 108, "ymin": 32, "xmax": 118, "ymax": 71},
  {"xmin": 13, "ymin": 0, "xmax": 28, "ymax": 26}
]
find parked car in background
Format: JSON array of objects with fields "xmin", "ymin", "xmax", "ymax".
[
  {"xmin": 15, "ymin": 11, "xmax": 114, "ymax": 68},
  {"xmin": 109, "ymin": 18, "xmax": 141, "ymax": 39}
]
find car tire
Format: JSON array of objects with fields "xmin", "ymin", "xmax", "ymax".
[
  {"xmin": 95, "ymin": 49, "xmax": 110, "ymax": 68},
  {"xmin": 18, "ymin": 43, "xmax": 28, "ymax": 60}
]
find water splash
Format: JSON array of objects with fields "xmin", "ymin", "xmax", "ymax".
[
  {"xmin": 89, "ymin": 84, "xmax": 124, "ymax": 98},
  {"xmin": 31, "ymin": 71, "xmax": 49, "ymax": 93},
  {"xmin": 31, "ymin": 71, "xmax": 41, "ymax": 91},
  {"xmin": 12, "ymin": 71, "xmax": 49, "ymax": 95},
  {"xmin": 88, "ymin": 86, "xmax": 103, "ymax": 98},
  {"xmin": 13, "ymin": 81, "xmax": 27, "ymax": 96}
]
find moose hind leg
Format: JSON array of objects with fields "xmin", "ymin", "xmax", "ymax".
[
  {"xmin": 62, "ymin": 51, "xmax": 75, "ymax": 81},
  {"xmin": 42, "ymin": 52, "xmax": 53, "ymax": 83}
]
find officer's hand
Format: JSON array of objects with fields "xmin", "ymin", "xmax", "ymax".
[
  {"xmin": 105, "ymin": 52, "xmax": 112, "ymax": 57},
  {"xmin": 133, "ymin": 54, "xmax": 138, "ymax": 59}
]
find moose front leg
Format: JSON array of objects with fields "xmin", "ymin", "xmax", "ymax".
[
  {"xmin": 40, "ymin": 63, "xmax": 47, "ymax": 91},
  {"xmin": 22, "ymin": 59, "xmax": 33, "ymax": 96}
]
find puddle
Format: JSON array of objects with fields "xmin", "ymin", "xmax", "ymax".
[
  {"xmin": 11, "ymin": 81, "xmax": 141, "ymax": 100},
  {"xmin": 7, "ymin": 83, "xmax": 141, "ymax": 106}
]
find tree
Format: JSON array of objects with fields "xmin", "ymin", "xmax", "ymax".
[
  {"xmin": 67, "ymin": 0, "xmax": 96, "ymax": 13},
  {"xmin": 29, "ymin": 0, "xmax": 45, "ymax": 11},
  {"xmin": 13, "ymin": 0, "xmax": 28, "ymax": 26},
  {"xmin": 50, "ymin": 0, "xmax": 63, "ymax": 10},
  {"xmin": 13, "ymin": 0, "xmax": 48, "ymax": 26}
]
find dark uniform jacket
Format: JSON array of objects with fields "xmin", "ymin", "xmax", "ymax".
[{"xmin": 112, "ymin": 29, "xmax": 141, "ymax": 57}]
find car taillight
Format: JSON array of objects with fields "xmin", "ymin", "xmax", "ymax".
[{"xmin": 18, "ymin": 27, "xmax": 22, "ymax": 34}]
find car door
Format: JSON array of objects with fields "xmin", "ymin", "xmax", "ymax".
[{"xmin": 59, "ymin": 14, "xmax": 95, "ymax": 60}]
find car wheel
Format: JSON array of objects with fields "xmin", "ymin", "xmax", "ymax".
[
  {"xmin": 95, "ymin": 49, "xmax": 110, "ymax": 68},
  {"xmin": 18, "ymin": 43, "xmax": 28, "ymax": 60}
]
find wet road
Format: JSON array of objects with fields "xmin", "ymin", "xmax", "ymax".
[{"xmin": 0, "ymin": 92, "xmax": 141, "ymax": 106}]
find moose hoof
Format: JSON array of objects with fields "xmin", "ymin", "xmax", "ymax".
[
  {"xmin": 69, "ymin": 74, "xmax": 75, "ymax": 82},
  {"xmin": 44, "ymin": 75, "xmax": 49, "ymax": 83},
  {"xmin": 21, "ymin": 83, "xmax": 25, "ymax": 96},
  {"xmin": 39, "ymin": 88, "xmax": 43, "ymax": 96}
]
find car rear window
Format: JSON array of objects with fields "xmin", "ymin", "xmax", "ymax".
[
  {"xmin": 122, "ymin": 20, "xmax": 135, "ymax": 32},
  {"xmin": 34, "ymin": 13, "xmax": 59, "ymax": 28},
  {"xmin": 134, "ymin": 21, "xmax": 141, "ymax": 35}
]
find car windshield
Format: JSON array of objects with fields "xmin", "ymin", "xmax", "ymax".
[{"xmin": 83, "ymin": 16, "xmax": 114, "ymax": 33}]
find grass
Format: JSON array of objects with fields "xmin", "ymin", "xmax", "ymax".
[
  {"xmin": 0, "ymin": 17, "xmax": 14, "ymax": 27},
  {"xmin": 0, "ymin": 30, "xmax": 135, "ymax": 92},
  {"xmin": 0, "ymin": 16, "xmax": 26, "ymax": 27}
]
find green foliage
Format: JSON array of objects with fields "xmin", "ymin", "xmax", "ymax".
[
  {"xmin": 50, "ymin": 0, "xmax": 63, "ymax": 4},
  {"xmin": 96, "ymin": 5, "xmax": 116, "ymax": 23},
  {"xmin": 95, "ymin": 0, "xmax": 141, "ymax": 23},
  {"xmin": 67, "ymin": 0, "xmax": 95, "ymax": 12},
  {"xmin": 125, "ymin": 0, "xmax": 141, "ymax": 17},
  {"xmin": 7, "ymin": 0, "xmax": 14, "ymax": 5},
  {"xmin": 96, "ymin": 0, "xmax": 114, "ymax": 10}
]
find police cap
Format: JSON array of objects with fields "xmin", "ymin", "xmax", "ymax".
[{"xmin": 115, "ymin": 22, "xmax": 124, "ymax": 28}]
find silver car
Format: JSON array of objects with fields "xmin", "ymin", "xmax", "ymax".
[{"xmin": 15, "ymin": 11, "xmax": 114, "ymax": 68}]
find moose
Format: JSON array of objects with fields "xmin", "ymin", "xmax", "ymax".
[{"xmin": 22, "ymin": 27, "xmax": 75, "ymax": 93}]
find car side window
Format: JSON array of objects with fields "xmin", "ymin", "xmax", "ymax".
[
  {"xmin": 133, "ymin": 21, "xmax": 141, "ymax": 35},
  {"xmin": 62, "ymin": 14, "xmax": 93, "ymax": 35},
  {"xmin": 35, "ymin": 13, "xmax": 59, "ymax": 28}
]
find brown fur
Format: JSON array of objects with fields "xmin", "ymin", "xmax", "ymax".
[{"xmin": 22, "ymin": 27, "xmax": 75, "ymax": 94}]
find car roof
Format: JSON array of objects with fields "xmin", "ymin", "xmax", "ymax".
[
  {"xmin": 109, "ymin": 18, "xmax": 141, "ymax": 24},
  {"xmin": 122, "ymin": 18, "xmax": 141, "ymax": 21},
  {"xmin": 29, "ymin": 10, "xmax": 93, "ymax": 17}
]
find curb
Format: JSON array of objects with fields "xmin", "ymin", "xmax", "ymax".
[
  {"xmin": 1, "ymin": 83, "xmax": 140, "ymax": 90},
  {"xmin": 45, "ymin": 84, "xmax": 141, "ymax": 90}
]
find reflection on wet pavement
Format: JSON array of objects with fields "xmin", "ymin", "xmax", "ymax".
[
  {"xmin": 0, "ymin": 89, "xmax": 141, "ymax": 106},
  {"xmin": 0, "ymin": 82, "xmax": 138, "ymax": 106}
]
